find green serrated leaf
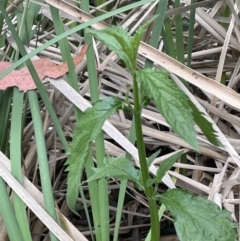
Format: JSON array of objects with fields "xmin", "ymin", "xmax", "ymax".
[
  {"xmin": 87, "ymin": 26, "xmax": 135, "ymax": 73},
  {"xmin": 85, "ymin": 156, "xmax": 140, "ymax": 183},
  {"xmin": 158, "ymin": 189, "xmax": 237, "ymax": 241},
  {"xmin": 87, "ymin": 17, "xmax": 156, "ymax": 74},
  {"xmin": 156, "ymin": 150, "xmax": 183, "ymax": 184},
  {"xmin": 136, "ymin": 69, "xmax": 199, "ymax": 151},
  {"xmin": 189, "ymin": 101, "xmax": 221, "ymax": 146},
  {"xmin": 65, "ymin": 97, "xmax": 122, "ymax": 212}
]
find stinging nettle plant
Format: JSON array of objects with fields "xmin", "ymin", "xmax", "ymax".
[{"xmin": 65, "ymin": 17, "xmax": 237, "ymax": 241}]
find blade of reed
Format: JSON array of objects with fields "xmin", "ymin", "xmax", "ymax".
[
  {"xmin": 0, "ymin": 89, "xmax": 12, "ymax": 153},
  {"xmin": 85, "ymin": 152, "xmax": 102, "ymax": 241},
  {"xmin": 145, "ymin": 0, "xmax": 168, "ymax": 67},
  {"xmin": 49, "ymin": 6, "xmax": 82, "ymax": 120},
  {"xmin": 0, "ymin": 0, "xmax": 12, "ymax": 153},
  {"xmin": 10, "ymin": 2, "xmax": 41, "ymax": 239},
  {"xmin": 94, "ymin": 0, "xmax": 107, "ymax": 16},
  {"xmin": 174, "ymin": 0, "xmax": 185, "ymax": 64},
  {"xmin": 79, "ymin": 184, "xmax": 95, "ymax": 241},
  {"xmin": 10, "ymin": 88, "xmax": 32, "ymax": 241},
  {"xmin": 16, "ymin": 0, "xmax": 42, "ymax": 45},
  {"xmin": 0, "ymin": 178, "xmax": 24, "ymax": 241},
  {"xmin": 187, "ymin": 0, "xmax": 197, "ymax": 67},
  {"xmin": 0, "ymin": 0, "xmax": 8, "ymax": 32},
  {"xmin": 81, "ymin": 1, "xmax": 110, "ymax": 240},
  {"xmin": 28, "ymin": 90, "xmax": 59, "ymax": 241},
  {"xmin": 163, "ymin": 18, "xmax": 176, "ymax": 58},
  {"xmin": 113, "ymin": 119, "xmax": 136, "ymax": 241}
]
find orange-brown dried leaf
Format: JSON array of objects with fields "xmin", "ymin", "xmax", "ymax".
[{"xmin": 0, "ymin": 44, "xmax": 89, "ymax": 91}]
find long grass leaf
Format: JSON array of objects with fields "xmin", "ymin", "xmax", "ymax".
[
  {"xmin": 0, "ymin": 178, "xmax": 24, "ymax": 241},
  {"xmin": 0, "ymin": 0, "xmax": 8, "ymax": 32},
  {"xmin": 28, "ymin": 90, "xmax": 59, "ymax": 241},
  {"xmin": 174, "ymin": 0, "xmax": 185, "ymax": 64},
  {"xmin": 81, "ymin": 2, "xmax": 110, "ymax": 240},
  {"xmin": 187, "ymin": 0, "xmax": 197, "ymax": 67},
  {"xmin": 163, "ymin": 18, "xmax": 176, "ymax": 58},
  {"xmin": 145, "ymin": 0, "xmax": 168, "ymax": 68},
  {"xmin": 49, "ymin": 6, "xmax": 81, "ymax": 120},
  {"xmin": 0, "ymin": 89, "xmax": 12, "ymax": 153},
  {"xmin": 85, "ymin": 153, "xmax": 102, "ymax": 240},
  {"xmin": 10, "ymin": 88, "xmax": 32, "ymax": 241},
  {"xmin": 113, "ymin": 119, "xmax": 136, "ymax": 241}
]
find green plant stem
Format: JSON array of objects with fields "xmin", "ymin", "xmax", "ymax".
[{"xmin": 132, "ymin": 75, "xmax": 159, "ymax": 241}]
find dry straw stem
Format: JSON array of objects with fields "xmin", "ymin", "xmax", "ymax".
[
  {"xmin": 0, "ymin": 153, "xmax": 77, "ymax": 241},
  {"xmin": 0, "ymin": 152, "xmax": 87, "ymax": 241}
]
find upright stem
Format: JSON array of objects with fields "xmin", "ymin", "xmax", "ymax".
[{"xmin": 132, "ymin": 75, "xmax": 160, "ymax": 241}]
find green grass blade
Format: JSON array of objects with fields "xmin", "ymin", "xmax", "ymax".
[
  {"xmin": 17, "ymin": 0, "xmax": 42, "ymax": 44},
  {"xmin": 49, "ymin": 6, "xmax": 82, "ymax": 121},
  {"xmin": 187, "ymin": 0, "xmax": 197, "ymax": 67},
  {"xmin": 113, "ymin": 119, "xmax": 136, "ymax": 241},
  {"xmin": 10, "ymin": 88, "xmax": 32, "ymax": 241},
  {"xmin": 82, "ymin": 2, "xmax": 110, "ymax": 240},
  {"xmin": 79, "ymin": 185, "xmax": 95, "ymax": 241},
  {"xmin": 0, "ymin": 0, "xmax": 8, "ymax": 32},
  {"xmin": 9, "ymin": 2, "xmax": 40, "ymax": 239},
  {"xmin": 145, "ymin": 0, "xmax": 168, "ymax": 68},
  {"xmin": 28, "ymin": 90, "xmax": 59, "ymax": 241},
  {"xmin": 85, "ymin": 153, "xmax": 102, "ymax": 241},
  {"xmin": 163, "ymin": 18, "xmax": 176, "ymax": 58},
  {"xmin": 0, "ymin": 178, "xmax": 24, "ymax": 241},
  {"xmin": 0, "ymin": 88, "xmax": 12, "ymax": 153},
  {"xmin": 174, "ymin": 0, "xmax": 184, "ymax": 64},
  {"xmin": 94, "ymin": 0, "xmax": 107, "ymax": 16}
]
